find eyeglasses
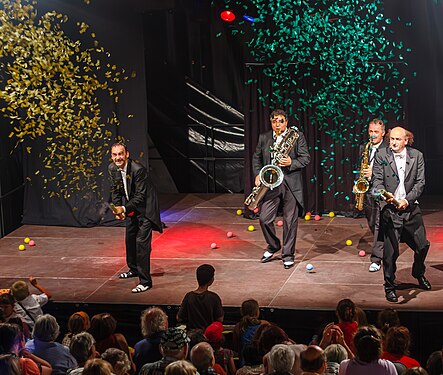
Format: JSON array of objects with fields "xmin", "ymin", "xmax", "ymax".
[{"xmin": 271, "ymin": 118, "xmax": 285, "ymax": 124}]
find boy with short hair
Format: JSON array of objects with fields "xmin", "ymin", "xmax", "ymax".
[{"xmin": 11, "ymin": 276, "xmax": 52, "ymax": 329}]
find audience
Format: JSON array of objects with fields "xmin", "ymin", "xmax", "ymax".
[
  {"xmin": 232, "ymin": 299, "xmax": 269, "ymax": 366},
  {"xmin": 0, "ymin": 292, "xmax": 31, "ymax": 339},
  {"xmin": 11, "ymin": 277, "xmax": 52, "ymax": 330},
  {"xmin": 324, "ymin": 344, "xmax": 347, "ymax": 375},
  {"xmin": 269, "ymin": 344, "xmax": 295, "ymax": 375},
  {"xmin": 300, "ymin": 345, "xmax": 326, "ymax": 375},
  {"xmin": 165, "ymin": 360, "xmax": 198, "ymax": 375},
  {"xmin": 426, "ymin": 350, "xmax": 442, "ymax": 375},
  {"xmin": 205, "ymin": 321, "xmax": 236, "ymax": 375},
  {"xmin": 177, "ymin": 264, "xmax": 224, "ymax": 330},
  {"xmin": 403, "ymin": 369, "xmax": 429, "ymax": 375},
  {"xmin": 338, "ymin": 325, "xmax": 397, "ymax": 375},
  {"xmin": 335, "ymin": 299, "xmax": 358, "ymax": 354},
  {"xmin": 139, "ymin": 327, "xmax": 189, "ymax": 375},
  {"xmin": 191, "ymin": 342, "xmax": 217, "ymax": 375},
  {"xmin": 0, "ymin": 322, "xmax": 52, "ymax": 375},
  {"xmin": 377, "ymin": 309, "xmax": 401, "ymax": 338},
  {"xmin": 83, "ymin": 358, "xmax": 114, "ymax": 375},
  {"xmin": 381, "ymin": 326, "xmax": 420, "ymax": 368},
  {"xmin": 68, "ymin": 332, "xmax": 97, "ymax": 374},
  {"xmin": 134, "ymin": 307, "xmax": 169, "ymax": 373},
  {"xmin": 101, "ymin": 348, "xmax": 132, "ymax": 375},
  {"xmin": 25, "ymin": 314, "xmax": 77, "ymax": 375},
  {"xmin": 63, "ymin": 311, "xmax": 91, "ymax": 347},
  {"xmin": 235, "ymin": 344, "xmax": 264, "ymax": 375},
  {"xmin": 89, "ymin": 312, "xmax": 132, "ymax": 364}
]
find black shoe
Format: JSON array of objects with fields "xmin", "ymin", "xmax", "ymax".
[
  {"xmin": 283, "ymin": 261, "xmax": 295, "ymax": 269},
  {"xmin": 385, "ymin": 290, "xmax": 398, "ymax": 303},
  {"xmin": 119, "ymin": 271, "xmax": 137, "ymax": 279},
  {"xmin": 261, "ymin": 251, "xmax": 274, "ymax": 263},
  {"xmin": 416, "ymin": 276, "xmax": 431, "ymax": 290}
]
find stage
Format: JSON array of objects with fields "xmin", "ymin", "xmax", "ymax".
[{"xmin": 1, "ymin": 193, "xmax": 442, "ymax": 311}]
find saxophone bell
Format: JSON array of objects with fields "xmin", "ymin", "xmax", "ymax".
[{"xmin": 260, "ymin": 165, "xmax": 284, "ymax": 189}]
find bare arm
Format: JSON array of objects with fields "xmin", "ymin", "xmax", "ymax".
[{"xmin": 29, "ymin": 277, "xmax": 52, "ymax": 299}]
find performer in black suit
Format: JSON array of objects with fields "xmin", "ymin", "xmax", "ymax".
[
  {"xmin": 253, "ymin": 109, "xmax": 310, "ymax": 269},
  {"xmin": 109, "ymin": 143, "xmax": 162, "ymax": 293},
  {"xmin": 372, "ymin": 127, "xmax": 431, "ymax": 303},
  {"xmin": 355, "ymin": 119, "xmax": 389, "ymax": 272}
]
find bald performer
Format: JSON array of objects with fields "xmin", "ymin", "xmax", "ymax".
[
  {"xmin": 372, "ymin": 127, "xmax": 431, "ymax": 303},
  {"xmin": 300, "ymin": 345, "xmax": 326, "ymax": 374}
]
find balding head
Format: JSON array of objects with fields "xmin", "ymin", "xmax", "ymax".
[
  {"xmin": 300, "ymin": 345, "xmax": 326, "ymax": 374},
  {"xmin": 190, "ymin": 342, "xmax": 214, "ymax": 372},
  {"xmin": 389, "ymin": 127, "xmax": 409, "ymax": 154}
]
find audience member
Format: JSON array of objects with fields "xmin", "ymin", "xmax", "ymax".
[
  {"xmin": 426, "ymin": 351, "xmax": 442, "ymax": 375},
  {"xmin": 258, "ymin": 324, "xmax": 290, "ymax": 356},
  {"xmin": 324, "ymin": 344, "xmax": 347, "ymax": 375},
  {"xmin": 25, "ymin": 314, "xmax": 77, "ymax": 375},
  {"xmin": 232, "ymin": 299, "xmax": 269, "ymax": 366},
  {"xmin": 11, "ymin": 277, "xmax": 52, "ymax": 329},
  {"xmin": 83, "ymin": 358, "xmax": 114, "ymax": 375},
  {"xmin": 205, "ymin": 321, "xmax": 236, "ymax": 375},
  {"xmin": 338, "ymin": 326, "xmax": 397, "ymax": 375},
  {"xmin": 381, "ymin": 326, "xmax": 420, "ymax": 368},
  {"xmin": 177, "ymin": 264, "xmax": 224, "ymax": 330},
  {"xmin": 101, "ymin": 348, "xmax": 132, "ymax": 375},
  {"xmin": 377, "ymin": 309, "xmax": 401, "ymax": 337},
  {"xmin": 0, "ymin": 322, "xmax": 52, "ymax": 375},
  {"xmin": 0, "ymin": 292, "xmax": 31, "ymax": 339},
  {"xmin": 139, "ymin": 327, "xmax": 189, "ymax": 375},
  {"xmin": 269, "ymin": 344, "xmax": 295, "ymax": 375},
  {"xmin": 0, "ymin": 353, "xmax": 21, "ymax": 375},
  {"xmin": 319, "ymin": 323, "xmax": 354, "ymax": 359},
  {"xmin": 68, "ymin": 332, "xmax": 97, "ymax": 374},
  {"xmin": 335, "ymin": 299, "xmax": 357, "ymax": 353},
  {"xmin": 63, "ymin": 311, "xmax": 91, "ymax": 347},
  {"xmin": 191, "ymin": 342, "xmax": 217, "ymax": 375},
  {"xmin": 354, "ymin": 307, "xmax": 368, "ymax": 327},
  {"xmin": 165, "ymin": 360, "xmax": 198, "ymax": 375},
  {"xmin": 187, "ymin": 329, "xmax": 207, "ymax": 349},
  {"xmin": 89, "ymin": 313, "xmax": 132, "ymax": 362},
  {"xmin": 235, "ymin": 344, "xmax": 264, "ymax": 375},
  {"xmin": 134, "ymin": 307, "xmax": 168, "ymax": 373},
  {"xmin": 300, "ymin": 345, "xmax": 326, "ymax": 375}
]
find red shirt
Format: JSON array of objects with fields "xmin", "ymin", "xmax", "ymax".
[
  {"xmin": 382, "ymin": 352, "xmax": 421, "ymax": 368},
  {"xmin": 336, "ymin": 321, "xmax": 358, "ymax": 352}
]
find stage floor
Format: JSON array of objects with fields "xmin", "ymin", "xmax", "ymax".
[{"xmin": 1, "ymin": 194, "xmax": 442, "ymax": 311}]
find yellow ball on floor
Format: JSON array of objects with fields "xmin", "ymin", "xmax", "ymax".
[
  {"xmin": 329, "ymin": 212, "xmax": 335, "ymax": 218},
  {"xmin": 236, "ymin": 209, "xmax": 243, "ymax": 215},
  {"xmin": 19, "ymin": 244, "xmax": 25, "ymax": 251},
  {"xmin": 304, "ymin": 215, "xmax": 311, "ymax": 221},
  {"xmin": 346, "ymin": 239, "xmax": 353, "ymax": 246},
  {"xmin": 24, "ymin": 237, "xmax": 30, "ymax": 243},
  {"xmin": 247, "ymin": 225, "xmax": 255, "ymax": 231}
]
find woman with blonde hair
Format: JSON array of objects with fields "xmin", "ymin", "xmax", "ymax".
[{"xmin": 165, "ymin": 360, "xmax": 198, "ymax": 375}]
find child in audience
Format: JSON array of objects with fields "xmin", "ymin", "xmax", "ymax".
[
  {"xmin": 205, "ymin": 321, "xmax": 236, "ymax": 375},
  {"xmin": 63, "ymin": 311, "xmax": 91, "ymax": 347},
  {"xmin": 11, "ymin": 277, "xmax": 52, "ymax": 329}
]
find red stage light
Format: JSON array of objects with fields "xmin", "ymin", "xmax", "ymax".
[{"xmin": 220, "ymin": 10, "xmax": 235, "ymax": 22}]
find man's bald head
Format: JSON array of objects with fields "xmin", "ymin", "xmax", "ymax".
[
  {"xmin": 300, "ymin": 345, "xmax": 326, "ymax": 373},
  {"xmin": 389, "ymin": 127, "xmax": 409, "ymax": 153},
  {"xmin": 190, "ymin": 342, "xmax": 214, "ymax": 372}
]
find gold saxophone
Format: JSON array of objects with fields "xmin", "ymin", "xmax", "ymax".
[
  {"xmin": 354, "ymin": 140, "xmax": 371, "ymax": 211},
  {"xmin": 244, "ymin": 127, "xmax": 299, "ymax": 211}
]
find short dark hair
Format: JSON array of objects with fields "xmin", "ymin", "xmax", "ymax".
[
  {"xmin": 89, "ymin": 313, "xmax": 117, "ymax": 342},
  {"xmin": 0, "ymin": 323, "xmax": 22, "ymax": 353},
  {"xmin": 385, "ymin": 326, "xmax": 411, "ymax": 356},
  {"xmin": 376, "ymin": 308, "xmax": 400, "ymax": 335},
  {"xmin": 369, "ymin": 118, "xmax": 385, "ymax": 131},
  {"xmin": 354, "ymin": 326, "xmax": 382, "ymax": 363},
  {"xmin": 270, "ymin": 109, "xmax": 288, "ymax": 121},
  {"xmin": 196, "ymin": 264, "xmax": 215, "ymax": 286},
  {"xmin": 110, "ymin": 142, "xmax": 127, "ymax": 152},
  {"xmin": 300, "ymin": 348, "xmax": 326, "ymax": 372}
]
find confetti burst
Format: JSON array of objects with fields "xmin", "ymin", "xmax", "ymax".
[{"xmin": 0, "ymin": 0, "xmax": 130, "ymax": 199}]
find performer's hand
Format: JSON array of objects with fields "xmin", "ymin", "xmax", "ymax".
[
  {"xmin": 115, "ymin": 213, "xmax": 125, "ymax": 220},
  {"xmin": 113, "ymin": 205, "xmax": 125, "ymax": 215},
  {"xmin": 397, "ymin": 199, "xmax": 408, "ymax": 210},
  {"xmin": 29, "ymin": 276, "xmax": 37, "ymax": 286},
  {"xmin": 255, "ymin": 174, "xmax": 261, "ymax": 186},
  {"xmin": 278, "ymin": 156, "xmax": 292, "ymax": 167},
  {"xmin": 362, "ymin": 166, "xmax": 372, "ymax": 178}
]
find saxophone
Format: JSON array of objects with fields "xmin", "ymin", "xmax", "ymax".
[
  {"xmin": 244, "ymin": 127, "xmax": 299, "ymax": 211},
  {"xmin": 354, "ymin": 140, "xmax": 371, "ymax": 211}
]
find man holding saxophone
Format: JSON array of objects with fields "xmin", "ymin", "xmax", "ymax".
[
  {"xmin": 252, "ymin": 109, "xmax": 310, "ymax": 269},
  {"xmin": 354, "ymin": 119, "xmax": 389, "ymax": 272}
]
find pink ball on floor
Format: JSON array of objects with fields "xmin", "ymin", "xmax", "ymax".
[
  {"xmin": 277, "ymin": 220, "xmax": 283, "ymax": 227},
  {"xmin": 253, "ymin": 208, "xmax": 259, "ymax": 213},
  {"xmin": 314, "ymin": 215, "xmax": 321, "ymax": 221},
  {"xmin": 358, "ymin": 250, "xmax": 366, "ymax": 257},
  {"xmin": 29, "ymin": 240, "xmax": 36, "ymax": 246},
  {"xmin": 226, "ymin": 231, "xmax": 233, "ymax": 238},
  {"xmin": 211, "ymin": 242, "xmax": 217, "ymax": 249},
  {"xmin": 306, "ymin": 211, "xmax": 311, "ymax": 216}
]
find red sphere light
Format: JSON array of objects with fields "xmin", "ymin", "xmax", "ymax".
[{"xmin": 220, "ymin": 10, "xmax": 236, "ymax": 22}]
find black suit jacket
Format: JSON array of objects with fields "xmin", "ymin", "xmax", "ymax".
[
  {"xmin": 108, "ymin": 159, "xmax": 162, "ymax": 232},
  {"xmin": 252, "ymin": 128, "xmax": 310, "ymax": 209},
  {"xmin": 372, "ymin": 146, "xmax": 425, "ymax": 210}
]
